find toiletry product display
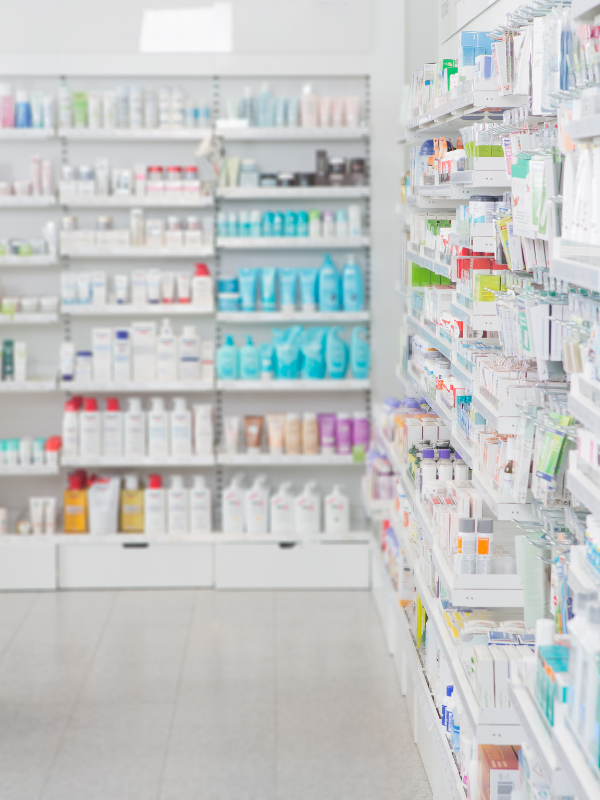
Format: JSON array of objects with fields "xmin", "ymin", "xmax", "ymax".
[
  {"xmin": 0, "ymin": 436, "xmax": 61, "ymax": 468},
  {"xmin": 221, "ymin": 85, "xmax": 361, "ymax": 129},
  {"xmin": 216, "ymin": 206, "xmax": 361, "ymax": 239},
  {"xmin": 61, "ymin": 396, "xmax": 213, "ymax": 460},
  {"xmin": 219, "ymin": 152, "xmax": 368, "ymax": 188},
  {"xmin": 59, "ymin": 210, "xmax": 213, "ymax": 252},
  {"xmin": 58, "ymin": 85, "xmax": 211, "ymax": 130},
  {"xmin": 0, "ymin": 154, "xmax": 54, "ymax": 197},
  {"xmin": 59, "ymin": 161, "xmax": 210, "ymax": 201},
  {"xmin": 62, "ymin": 470, "xmax": 212, "ymax": 534},
  {"xmin": 216, "ymin": 326, "xmax": 369, "ymax": 381},
  {"xmin": 61, "ymin": 264, "xmax": 213, "ymax": 310},
  {"xmin": 60, "ymin": 322, "xmax": 214, "ymax": 385},
  {"xmin": 1, "ymin": 294, "xmax": 59, "ymax": 317},
  {"xmin": 222, "ymin": 410, "xmax": 368, "ymax": 460},
  {"xmin": 216, "ymin": 256, "xmax": 364, "ymax": 314},
  {"xmin": 0, "ymin": 222, "xmax": 57, "ymax": 259},
  {"xmin": 5, "ymin": 497, "xmax": 56, "ymax": 535},
  {"xmin": 0, "ymin": 84, "xmax": 54, "ymax": 129}
]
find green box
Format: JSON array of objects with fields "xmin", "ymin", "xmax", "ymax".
[
  {"xmin": 410, "ymin": 263, "xmax": 422, "ymax": 286},
  {"xmin": 475, "ymin": 274, "xmax": 500, "ymax": 301},
  {"xmin": 475, "ymin": 145, "xmax": 492, "ymax": 157},
  {"xmin": 491, "ymin": 145, "xmax": 504, "ymax": 157}
]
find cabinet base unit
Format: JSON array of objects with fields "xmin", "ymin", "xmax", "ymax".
[{"xmin": 0, "ymin": 539, "xmax": 57, "ymax": 590}]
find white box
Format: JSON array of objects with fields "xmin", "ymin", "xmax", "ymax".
[
  {"xmin": 491, "ymin": 645, "xmax": 509, "ymax": 708},
  {"xmin": 92, "ymin": 328, "xmax": 112, "ymax": 383},
  {"xmin": 474, "ymin": 644, "xmax": 495, "ymax": 708},
  {"xmin": 132, "ymin": 321, "xmax": 156, "ymax": 382}
]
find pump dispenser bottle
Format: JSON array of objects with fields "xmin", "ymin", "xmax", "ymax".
[
  {"xmin": 190, "ymin": 475, "xmax": 211, "ymax": 533},
  {"xmin": 103, "ymin": 397, "xmax": 123, "ymax": 457},
  {"xmin": 167, "ymin": 475, "xmax": 188, "ymax": 534},
  {"xmin": 245, "ymin": 474, "xmax": 269, "ymax": 534},
  {"xmin": 120, "ymin": 474, "xmax": 144, "ymax": 533},
  {"xmin": 170, "ymin": 397, "xmax": 192, "ymax": 457},
  {"xmin": 295, "ymin": 482, "xmax": 321, "ymax": 533},
  {"xmin": 270, "ymin": 482, "xmax": 294, "ymax": 534},
  {"xmin": 325, "ymin": 485, "xmax": 350, "ymax": 533},
  {"xmin": 148, "ymin": 397, "xmax": 169, "ymax": 457},
  {"xmin": 125, "ymin": 397, "xmax": 145, "ymax": 458},
  {"xmin": 222, "ymin": 473, "xmax": 245, "ymax": 533},
  {"xmin": 144, "ymin": 474, "xmax": 165, "ymax": 534}
]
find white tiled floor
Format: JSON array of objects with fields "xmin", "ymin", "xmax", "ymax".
[{"xmin": 0, "ymin": 590, "xmax": 432, "ymax": 800}]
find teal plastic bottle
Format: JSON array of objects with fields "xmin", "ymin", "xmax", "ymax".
[
  {"xmin": 325, "ymin": 327, "xmax": 348, "ymax": 379},
  {"xmin": 240, "ymin": 336, "xmax": 260, "ymax": 380},
  {"xmin": 216, "ymin": 335, "xmax": 239, "ymax": 379},
  {"xmin": 318, "ymin": 255, "xmax": 340, "ymax": 312},
  {"xmin": 342, "ymin": 256, "xmax": 364, "ymax": 311},
  {"xmin": 350, "ymin": 326, "xmax": 370, "ymax": 378}
]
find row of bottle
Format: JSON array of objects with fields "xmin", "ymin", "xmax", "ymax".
[
  {"xmin": 61, "ymin": 321, "xmax": 214, "ymax": 384},
  {"xmin": 217, "ymin": 207, "xmax": 361, "ymax": 239},
  {"xmin": 222, "ymin": 475, "xmax": 350, "ymax": 534},
  {"xmin": 64, "ymin": 471, "xmax": 211, "ymax": 535},
  {"xmin": 217, "ymin": 256, "xmax": 364, "ymax": 313},
  {"xmin": 231, "ymin": 84, "xmax": 360, "ymax": 129},
  {"xmin": 62, "ymin": 397, "xmax": 213, "ymax": 459},
  {"xmin": 419, "ymin": 447, "xmax": 470, "ymax": 493},
  {"xmin": 216, "ymin": 327, "xmax": 369, "ymax": 381}
]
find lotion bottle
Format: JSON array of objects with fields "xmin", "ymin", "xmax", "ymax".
[
  {"xmin": 245, "ymin": 474, "xmax": 269, "ymax": 534},
  {"xmin": 125, "ymin": 397, "xmax": 146, "ymax": 458},
  {"xmin": 157, "ymin": 318, "xmax": 177, "ymax": 382},
  {"xmin": 80, "ymin": 397, "xmax": 101, "ymax": 459},
  {"xmin": 190, "ymin": 475, "xmax": 211, "ymax": 533},
  {"xmin": 144, "ymin": 473, "xmax": 166, "ymax": 534},
  {"xmin": 167, "ymin": 475, "xmax": 188, "ymax": 535},
  {"xmin": 179, "ymin": 325, "xmax": 201, "ymax": 381},
  {"xmin": 103, "ymin": 397, "xmax": 123, "ymax": 457},
  {"xmin": 294, "ymin": 482, "xmax": 321, "ymax": 534},
  {"xmin": 270, "ymin": 482, "xmax": 294, "ymax": 534},
  {"xmin": 222, "ymin": 473, "xmax": 245, "ymax": 533},
  {"xmin": 300, "ymin": 84, "xmax": 318, "ymax": 127},
  {"xmin": 148, "ymin": 397, "xmax": 169, "ymax": 458},
  {"xmin": 62, "ymin": 396, "xmax": 82, "ymax": 457},
  {"xmin": 325, "ymin": 485, "xmax": 350, "ymax": 533},
  {"xmin": 170, "ymin": 397, "xmax": 192, "ymax": 457},
  {"xmin": 120, "ymin": 474, "xmax": 144, "ymax": 533}
]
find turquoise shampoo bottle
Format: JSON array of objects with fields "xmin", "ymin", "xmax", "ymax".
[
  {"xmin": 342, "ymin": 256, "xmax": 364, "ymax": 311},
  {"xmin": 350, "ymin": 326, "xmax": 370, "ymax": 378},
  {"xmin": 326, "ymin": 327, "xmax": 348, "ymax": 379},
  {"xmin": 216, "ymin": 335, "xmax": 239, "ymax": 379},
  {"xmin": 240, "ymin": 336, "xmax": 260, "ymax": 380},
  {"xmin": 318, "ymin": 255, "xmax": 340, "ymax": 312}
]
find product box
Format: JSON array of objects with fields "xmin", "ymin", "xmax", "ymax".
[
  {"xmin": 474, "ymin": 645, "xmax": 495, "ymax": 708},
  {"xmin": 92, "ymin": 328, "xmax": 112, "ymax": 383},
  {"xmin": 403, "ymin": 418, "xmax": 423, "ymax": 462},
  {"xmin": 132, "ymin": 321, "xmax": 157, "ymax": 382},
  {"xmin": 490, "ymin": 646, "xmax": 509, "ymax": 708},
  {"xmin": 478, "ymin": 744, "xmax": 520, "ymax": 800}
]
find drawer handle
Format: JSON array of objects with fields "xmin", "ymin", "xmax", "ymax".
[
  {"xmin": 278, "ymin": 542, "xmax": 297, "ymax": 549},
  {"xmin": 122, "ymin": 542, "xmax": 149, "ymax": 549}
]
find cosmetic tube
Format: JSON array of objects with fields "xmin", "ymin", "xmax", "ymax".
[
  {"xmin": 299, "ymin": 270, "xmax": 318, "ymax": 311},
  {"xmin": 260, "ymin": 268, "xmax": 277, "ymax": 311},
  {"xmin": 279, "ymin": 269, "xmax": 298, "ymax": 312},
  {"xmin": 317, "ymin": 413, "xmax": 336, "ymax": 454},
  {"xmin": 244, "ymin": 415, "xmax": 264, "ymax": 454},
  {"xmin": 266, "ymin": 413, "xmax": 285, "ymax": 455},
  {"xmin": 284, "ymin": 413, "xmax": 301, "ymax": 455},
  {"xmin": 238, "ymin": 268, "xmax": 258, "ymax": 312},
  {"xmin": 29, "ymin": 497, "xmax": 44, "ymax": 535},
  {"xmin": 44, "ymin": 497, "xmax": 56, "ymax": 534},
  {"xmin": 224, "ymin": 416, "xmax": 241, "ymax": 453}
]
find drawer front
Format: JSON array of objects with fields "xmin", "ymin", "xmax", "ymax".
[
  {"xmin": 0, "ymin": 542, "xmax": 56, "ymax": 590},
  {"xmin": 215, "ymin": 542, "xmax": 370, "ymax": 589},
  {"xmin": 59, "ymin": 542, "xmax": 213, "ymax": 589}
]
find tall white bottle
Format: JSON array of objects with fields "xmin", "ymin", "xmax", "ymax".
[
  {"xmin": 148, "ymin": 397, "xmax": 169, "ymax": 458},
  {"xmin": 190, "ymin": 475, "xmax": 211, "ymax": 533},
  {"xmin": 270, "ymin": 482, "xmax": 294, "ymax": 534},
  {"xmin": 325, "ymin": 485, "xmax": 350, "ymax": 533},
  {"xmin": 157, "ymin": 318, "xmax": 177, "ymax": 382},
  {"xmin": 245, "ymin": 474, "xmax": 269, "ymax": 534},
  {"xmin": 222, "ymin": 473, "xmax": 245, "ymax": 533},
  {"xmin": 62, "ymin": 397, "xmax": 80, "ymax": 457},
  {"xmin": 294, "ymin": 481, "xmax": 321, "ymax": 534},
  {"xmin": 125, "ymin": 397, "xmax": 146, "ymax": 458},
  {"xmin": 194, "ymin": 403, "xmax": 213, "ymax": 456},
  {"xmin": 80, "ymin": 397, "xmax": 101, "ymax": 458},
  {"xmin": 300, "ymin": 84, "xmax": 318, "ymax": 127},
  {"xmin": 167, "ymin": 475, "xmax": 188, "ymax": 535},
  {"xmin": 103, "ymin": 397, "xmax": 123, "ymax": 457},
  {"xmin": 144, "ymin": 474, "xmax": 166, "ymax": 534},
  {"xmin": 170, "ymin": 397, "xmax": 192, "ymax": 457},
  {"xmin": 179, "ymin": 325, "xmax": 201, "ymax": 381}
]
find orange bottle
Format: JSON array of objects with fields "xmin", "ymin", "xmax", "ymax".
[{"xmin": 63, "ymin": 470, "xmax": 88, "ymax": 533}]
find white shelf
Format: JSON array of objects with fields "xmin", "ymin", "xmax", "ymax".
[
  {"xmin": 508, "ymin": 681, "xmax": 570, "ymax": 794},
  {"xmin": 0, "ymin": 128, "xmax": 54, "ymax": 140},
  {"xmin": 217, "ymin": 236, "xmax": 369, "ymax": 250},
  {"xmin": 401, "ymin": 366, "xmax": 453, "ymax": 427},
  {"xmin": 417, "ymin": 177, "xmax": 508, "ymax": 198},
  {"xmin": 0, "ymin": 531, "xmax": 369, "ymax": 545},
  {"xmin": 569, "ymin": 375, "xmax": 600, "ymax": 436},
  {"xmin": 406, "ymin": 245, "xmax": 453, "ymax": 281},
  {"xmin": 0, "ymin": 380, "xmax": 56, "ymax": 393},
  {"xmin": 550, "ymin": 257, "xmax": 600, "ymax": 292},
  {"xmin": 0, "ymin": 196, "xmax": 56, "ymax": 207},
  {"xmin": 567, "ymin": 114, "xmax": 600, "ymax": 139},
  {"xmin": 217, "ymin": 378, "xmax": 369, "ymax": 392},
  {"xmin": 471, "ymin": 468, "xmax": 535, "ymax": 521},
  {"xmin": 0, "ymin": 256, "xmax": 57, "ymax": 268},
  {"xmin": 59, "ymin": 127, "xmax": 211, "ymax": 140},
  {"xmin": 60, "ymin": 381, "xmax": 213, "ymax": 393},
  {"xmin": 471, "ymin": 390, "xmax": 523, "ymax": 434},
  {"xmin": 0, "ymin": 313, "xmax": 58, "ymax": 325},
  {"xmin": 449, "ymin": 358, "xmax": 473, "ymax": 391},
  {"xmin": 217, "ymin": 310, "xmax": 369, "ymax": 323},
  {"xmin": 553, "ymin": 723, "xmax": 600, "ymax": 800},
  {"xmin": 62, "ymin": 304, "xmax": 214, "ymax": 317},
  {"xmin": 567, "ymin": 464, "xmax": 600, "ymax": 516},
  {"xmin": 572, "ymin": 0, "xmax": 600, "ymax": 17},
  {"xmin": 60, "ymin": 195, "xmax": 213, "ymax": 208},
  {"xmin": 0, "ymin": 464, "xmax": 59, "ymax": 475},
  {"xmin": 60, "ymin": 246, "xmax": 215, "ymax": 259},
  {"xmin": 405, "ymin": 88, "xmax": 530, "ymax": 132},
  {"xmin": 432, "ymin": 543, "xmax": 523, "ymax": 608},
  {"xmin": 217, "ymin": 186, "xmax": 369, "ymax": 200},
  {"xmin": 61, "ymin": 455, "xmax": 215, "ymax": 467},
  {"xmin": 215, "ymin": 124, "xmax": 369, "ymax": 141},
  {"xmin": 406, "ymin": 313, "xmax": 453, "ymax": 360},
  {"xmin": 218, "ymin": 453, "xmax": 362, "ymax": 466},
  {"xmin": 450, "ymin": 428, "xmax": 475, "ymax": 469},
  {"xmin": 567, "ymin": 546, "xmax": 600, "ymax": 595},
  {"xmin": 450, "ymin": 300, "xmax": 499, "ymax": 332}
]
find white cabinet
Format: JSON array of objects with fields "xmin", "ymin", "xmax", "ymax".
[{"xmin": 0, "ymin": 539, "xmax": 57, "ymax": 590}]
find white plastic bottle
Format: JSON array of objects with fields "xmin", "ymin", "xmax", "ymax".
[
  {"xmin": 300, "ymin": 84, "xmax": 318, "ymax": 127},
  {"xmin": 80, "ymin": 397, "xmax": 101, "ymax": 458},
  {"xmin": 103, "ymin": 397, "xmax": 123, "ymax": 457},
  {"xmin": 190, "ymin": 475, "xmax": 211, "ymax": 533},
  {"xmin": 179, "ymin": 325, "xmax": 201, "ymax": 381},
  {"xmin": 170, "ymin": 397, "xmax": 192, "ymax": 457},
  {"xmin": 157, "ymin": 318, "xmax": 177, "ymax": 382},
  {"xmin": 167, "ymin": 475, "xmax": 188, "ymax": 535},
  {"xmin": 148, "ymin": 397, "xmax": 169, "ymax": 458},
  {"xmin": 113, "ymin": 329, "xmax": 131, "ymax": 382},
  {"xmin": 125, "ymin": 397, "xmax": 146, "ymax": 458},
  {"xmin": 222, "ymin": 473, "xmax": 245, "ymax": 533},
  {"xmin": 325, "ymin": 485, "xmax": 350, "ymax": 533},
  {"xmin": 245, "ymin": 474, "xmax": 269, "ymax": 534},
  {"xmin": 270, "ymin": 482, "xmax": 294, "ymax": 534},
  {"xmin": 144, "ymin": 473, "xmax": 166, "ymax": 534},
  {"xmin": 194, "ymin": 403, "xmax": 213, "ymax": 456},
  {"xmin": 294, "ymin": 481, "xmax": 321, "ymax": 533},
  {"xmin": 62, "ymin": 397, "xmax": 80, "ymax": 457},
  {"xmin": 192, "ymin": 263, "xmax": 213, "ymax": 310},
  {"xmin": 580, "ymin": 603, "xmax": 600, "ymax": 754},
  {"xmin": 454, "ymin": 457, "xmax": 470, "ymax": 481}
]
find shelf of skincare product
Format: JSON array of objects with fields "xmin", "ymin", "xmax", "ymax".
[
  {"xmin": 218, "ymin": 151, "xmax": 368, "ymax": 192},
  {"xmin": 0, "ymin": 84, "xmax": 55, "ymax": 131},
  {"xmin": 0, "ymin": 291, "xmax": 59, "ymax": 323},
  {"xmin": 59, "ymin": 210, "xmax": 214, "ymax": 257},
  {"xmin": 61, "ymin": 396, "xmax": 213, "ymax": 463},
  {"xmin": 216, "ymin": 205, "xmax": 363, "ymax": 241},
  {"xmin": 57, "ymin": 85, "xmax": 211, "ymax": 133},
  {"xmin": 6, "ymin": 496, "xmax": 58, "ymax": 536},
  {"xmin": 61, "ymin": 264, "xmax": 214, "ymax": 311},
  {"xmin": 221, "ymin": 411, "xmax": 369, "ymax": 463},
  {"xmin": 59, "ymin": 162, "xmax": 212, "ymax": 206},
  {"xmin": 216, "ymin": 325, "xmax": 370, "ymax": 383},
  {"xmin": 0, "ymin": 435, "xmax": 61, "ymax": 472},
  {"xmin": 60, "ymin": 321, "xmax": 214, "ymax": 386},
  {"xmin": 0, "ymin": 379, "xmax": 56, "ymax": 393},
  {"xmin": 0, "ymin": 223, "xmax": 57, "ymax": 263},
  {"xmin": 0, "ymin": 155, "xmax": 55, "ymax": 202},
  {"xmin": 215, "ymin": 256, "xmax": 365, "ymax": 315},
  {"xmin": 217, "ymin": 378, "xmax": 370, "ymax": 392}
]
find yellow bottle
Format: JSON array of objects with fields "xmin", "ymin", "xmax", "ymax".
[
  {"xmin": 63, "ymin": 471, "xmax": 88, "ymax": 533},
  {"xmin": 120, "ymin": 474, "xmax": 144, "ymax": 533}
]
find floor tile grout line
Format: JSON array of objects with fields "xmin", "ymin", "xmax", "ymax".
[
  {"xmin": 154, "ymin": 590, "xmax": 199, "ymax": 800},
  {"xmin": 36, "ymin": 591, "xmax": 119, "ymax": 800},
  {"xmin": 0, "ymin": 592, "xmax": 41, "ymax": 669}
]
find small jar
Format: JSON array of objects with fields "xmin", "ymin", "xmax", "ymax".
[
  {"xmin": 96, "ymin": 215, "xmax": 113, "ymax": 231},
  {"xmin": 61, "ymin": 215, "xmax": 78, "ymax": 231},
  {"xmin": 259, "ymin": 173, "xmax": 278, "ymax": 187},
  {"xmin": 328, "ymin": 157, "xmax": 347, "ymax": 185},
  {"xmin": 277, "ymin": 171, "xmax": 295, "ymax": 187}
]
